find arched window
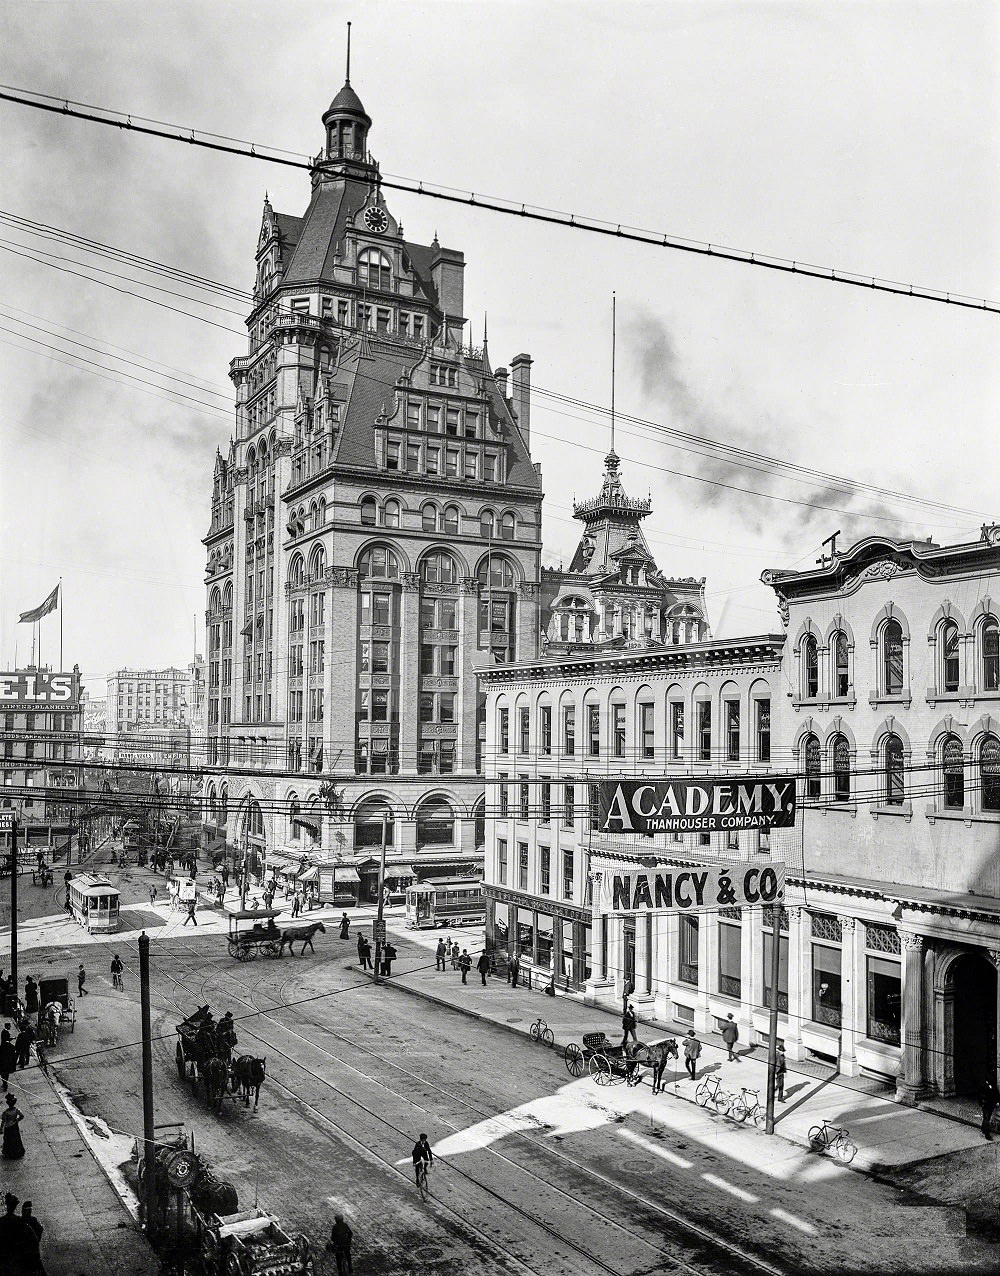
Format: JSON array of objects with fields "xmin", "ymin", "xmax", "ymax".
[
  {"xmin": 884, "ymin": 733, "xmax": 904, "ymax": 806},
  {"xmin": 416, "ymin": 797, "xmax": 454, "ymax": 847},
  {"xmin": 442, "ymin": 506, "xmax": 460, "ymax": 535},
  {"xmin": 941, "ymin": 620, "xmax": 960, "ymax": 692},
  {"xmin": 473, "ymin": 796, "xmax": 486, "ymax": 849},
  {"xmin": 943, "ymin": 735, "xmax": 964, "ymax": 809},
  {"xmin": 309, "ymin": 545, "xmax": 326, "ymax": 579},
  {"xmin": 358, "ymin": 248, "xmax": 391, "ymax": 292},
  {"xmin": 983, "ymin": 619, "xmax": 1000, "ymax": 691},
  {"xmin": 981, "ymin": 735, "xmax": 1000, "ymax": 811},
  {"xmin": 246, "ymin": 798, "xmax": 264, "ymax": 839},
  {"xmin": 421, "ymin": 505, "xmax": 437, "ymax": 533},
  {"xmin": 361, "ymin": 497, "xmax": 377, "ymax": 526},
  {"xmin": 288, "ymin": 795, "xmax": 301, "ymax": 826},
  {"xmin": 882, "ymin": 620, "xmax": 904, "ymax": 695},
  {"xmin": 422, "ymin": 551, "xmax": 458, "ymax": 584},
  {"xmin": 383, "ymin": 499, "xmax": 400, "ymax": 529},
  {"xmin": 804, "ymin": 734, "xmax": 821, "ymax": 799},
  {"xmin": 288, "ymin": 554, "xmax": 305, "ymax": 587},
  {"xmin": 833, "ymin": 631, "xmax": 850, "ymax": 698},
  {"xmin": 478, "ymin": 556, "xmax": 515, "ymax": 589},
  {"xmin": 480, "ymin": 509, "xmax": 495, "ymax": 539},
  {"xmin": 499, "ymin": 512, "xmax": 515, "ymax": 541},
  {"xmin": 219, "ymin": 785, "xmax": 228, "ymax": 825},
  {"xmin": 832, "ymin": 734, "xmax": 851, "ymax": 802},
  {"xmin": 353, "ymin": 798, "xmax": 395, "ymax": 849},
  {"xmin": 358, "ymin": 545, "xmax": 400, "ymax": 579},
  {"xmin": 803, "ymin": 635, "xmax": 819, "ymax": 699}
]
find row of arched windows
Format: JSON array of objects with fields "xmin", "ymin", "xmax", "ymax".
[
  {"xmin": 288, "ymin": 545, "xmax": 327, "ymax": 586},
  {"xmin": 359, "ymin": 496, "xmax": 518, "ymax": 540},
  {"xmin": 288, "ymin": 498, "xmax": 326, "ymax": 539},
  {"xmin": 352, "ymin": 794, "xmax": 486, "ymax": 850},
  {"xmin": 354, "ymin": 543, "xmax": 519, "ymax": 587},
  {"xmin": 208, "ymin": 582, "xmax": 234, "ymax": 615}
]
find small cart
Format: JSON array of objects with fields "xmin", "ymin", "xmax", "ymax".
[
  {"xmin": 38, "ymin": 977, "xmax": 76, "ymax": 1042},
  {"xmin": 198, "ymin": 1209, "xmax": 313, "ymax": 1275},
  {"xmin": 226, "ymin": 909, "xmax": 283, "ymax": 962},
  {"xmin": 563, "ymin": 1030, "xmax": 644, "ymax": 1086}
]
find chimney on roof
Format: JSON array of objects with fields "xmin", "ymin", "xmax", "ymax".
[
  {"xmin": 494, "ymin": 366, "xmax": 509, "ymax": 398},
  {"xmin": 511, "ymin": 353, "xmax": 532, "ymax": 451},
  {"xmin": 430, "ymin": 244, "xmax": 465, "ymax": 340}
]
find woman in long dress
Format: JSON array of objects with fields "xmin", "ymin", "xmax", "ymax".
[{"xmin": 2, "ymin": 1092, "xmax": 25, "ymax": 1160}]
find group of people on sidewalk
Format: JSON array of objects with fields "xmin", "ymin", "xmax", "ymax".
[{"xmin": 0, "ymin": 1192, "xmax": 45, "ymax": 1275}]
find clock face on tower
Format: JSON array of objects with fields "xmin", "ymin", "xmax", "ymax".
[{"xmin": 363, "ymin": 206, "xmax": 389, "ymax": 234}]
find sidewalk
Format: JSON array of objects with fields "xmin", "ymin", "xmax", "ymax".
[
  {"xmin": 375, "ymin": 929, "xmax": 986, "ymax": 1176},
  {"xmin": 0, "ymin": 1060, "xmax": 154, "ymax": 1275}
]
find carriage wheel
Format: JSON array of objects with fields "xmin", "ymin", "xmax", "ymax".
[
  {"xmin": 237, "ymin": 944, "xmax": 256, "ymax": 963},
  {"xmin": 590, "ymin": 1055, "xmax": 613, "ymax": 1085},
  {"xmin": 564, "ymin": 1043, "xmax": 585, "ymax": 1077},
  {"xmin": 164, "ymin": 1147, "xmax": 201, "ymax": 1190},
  {"xmin": 227, "ymin": 939, "xmax": 240, "ymax": 959},
  {"xmin": 175, "ymin": 1042, "xmax": 185, "ymax": 1080},
  {"xmin": 264, "ymin": 939, "xmax": 282, "ymax": 958}
]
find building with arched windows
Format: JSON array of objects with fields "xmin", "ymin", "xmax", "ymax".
[
  {"xmin": 203, "ymin": 71, "xmax": 542, "ymax": 897},
  {"xmin": 763, "ymin": 527, "xmax": 1000, "ymax": 1103}
]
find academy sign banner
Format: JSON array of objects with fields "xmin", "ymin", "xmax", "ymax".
[
  {"xmin": 599, "ymin": 777, "xmax": 796, "ymax": 835},
  {"xmin": 598, "ymin": 863, "xmax": 785, "ymax": 915}
]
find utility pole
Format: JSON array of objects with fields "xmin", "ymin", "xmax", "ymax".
[
  {"xmin": 139, "ymin": 931, "xmax": 157, "ymax": 1236},
  {"xmin": 373, "ymin": 812, "xmax": 388, "ymax": 985},
  {"xmin": 764, "ymin": 905, "xmax": 783, "ymax": 1135},
  {"xmin": 1, "ymin": 813, "xmax": 16, "ymax": 1008}
]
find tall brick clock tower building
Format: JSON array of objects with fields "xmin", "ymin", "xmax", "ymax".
[{"xmin": 203, "ymin": 69, "xmax": 543, "ymax": 899}]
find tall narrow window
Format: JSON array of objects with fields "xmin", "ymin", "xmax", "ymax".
[
  {"xmin": 539, "ymin": 706, "xmax": 552, "ymax": 755},
  {"xmin": 984, "ymin": 619, "xmax": 1000, "ymax": 692},
  {"xmin": 804, "ymin": 733, "xmax": 821, "ymax": 799},
  {"xmin": 943, "ymin": 735, "xmax": 964, "ymax": 808},
  {"xmin": 725, "ymin": 700, "xmax": 740, "ymax": 762},
  {"xmin": 942, "ymin": 620, "xmax": 960, "ymax": 692},
  {"xmin": 981, "ymin": 735, "xmax": 1000, "ymax": 811},
  {"xmin": 670, "ymin": 702, "xmax": 685, "ymax": 760},
  {"xmin": 884, "ymin": 734, "xmax": 904, "ymax": 805},
  {"xmin": 612, "ymin": 703, "xmax": 626, "ymax": 758},
  {"xmin": 587, "ymin": 705, "xmax": 600, "ymax": 756},
  {"xmin": 832, "ymin": 734, "xmax": 851, "ymax": 801},
  {"xmin": 563, "ymin": 705, "xmax": 576, "ymax": 756},
  {"xmin": 697, "ymin": 701, "xmax": 711, "ymax": 761},
  {"xmin": 498, "ymin": 707, "xmax": 509, "ymax": 754},
  {"xmin": 803, "ymin": 635, "xmax": 819, "ymax": 698},
  {"xmin": 519, "ymin": 707, "xmax": 530, "ymax": 753},
  {"xmin": 678, "ymin": 916, "xmax": 699, "ymax": 986},
  {"xmin": 639, "ymin": 702, "xmax": 654, "ymax": 759},
  {"xmin": 883, "ymin": 619, "xmax": 904, "ymax": 695},
  {"xmin": 755, "ymin": 699, "xmax": 771, "ymax": 763},
  {"xmin": 833, "ymin": 631, "xmax": 850, "ymax": 697}
]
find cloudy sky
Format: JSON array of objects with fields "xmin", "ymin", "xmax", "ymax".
[{"xmin": 1, "ymin": 1, "xmax": 998, "ymax": 694}]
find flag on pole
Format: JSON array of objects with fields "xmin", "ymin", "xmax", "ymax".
[{"xmin": 18, "ymin": 584, "xmax": 59, "ymax": 623}]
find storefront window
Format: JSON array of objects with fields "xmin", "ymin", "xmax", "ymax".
[
  {"xmin": 517, "ymin": 906, "xmax": 534, "ymax": 960},
  {"xmin": 560, "ymin": 923, "xmax": 575, "ymax": 985},
  {"xmin": 537, "ymin": 913, "xmax": 554, "ymax": 969},
  {"xmin": 718, "ymin": 919, "xmax": 741, "ymax": 998},
  {"xmin": 763, "ymin": 921, "xmax": 789, "ymax": 1012},
  {"xmin": 812, "ymin": 943, "xmax": 843, "ymax": 1027},
  {"xmin": 583, "ymin": 925, "xmax": 592, "ymax": 982},
  {"xmin": 678, "ymin": 915, "xmax": 699, "ymax": 986},
  {"xmin": 867, "ymin": 956, "xmax": 901, "ymax": 1045}
]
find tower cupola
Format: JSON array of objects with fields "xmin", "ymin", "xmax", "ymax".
[{"xmin": 319, "ymin": 23, "xmax": 375, "ymax": 176}]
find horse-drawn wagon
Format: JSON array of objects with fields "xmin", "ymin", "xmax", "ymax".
[
  {"xmin": 563, "ymin": 1031, "xmax": 679, "ymax": 1087},
  {"xmin": 38, "ymin": 977, "xmax": 76, "ymax": 1044},
  {"xmin": 227, "ymin": 909, "xmax": 283, "ymax": 961},
  {"xmin": 194, "ymin": 1208, "xmax": 313, "ymax": 1276},
  {"xmin": 176, "ymin": 1006, "xmax": 231, "ymax": 1111}
]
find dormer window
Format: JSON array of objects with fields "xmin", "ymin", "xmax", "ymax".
[{"xmin": 358, "ymin": 249, "xmax": 391, "ymax": 292}]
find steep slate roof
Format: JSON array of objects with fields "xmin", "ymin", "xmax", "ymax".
[{"xmin": 282, "ymin": 184, "xmax": 356, "ymax": 284}]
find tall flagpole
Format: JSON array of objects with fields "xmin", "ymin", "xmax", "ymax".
[
  {"xmin": 611, "ymin": 292, "xmax": 617, "ymax": 454},
  {"xmin": 59, "ymin": 579, "xmax": 64, "ymax": 670}
]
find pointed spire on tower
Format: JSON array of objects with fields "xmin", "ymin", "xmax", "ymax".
[{"xmin": 345, "ymin": 21, "xmax": 352, "ymax": 84}]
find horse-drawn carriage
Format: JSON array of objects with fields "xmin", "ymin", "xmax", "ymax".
[
  {"xmin": 227, "ymin": 909, "xmax": 283, "ymax": 961},
  {"xmin": 175, "ymin": 1007, "xmax": 266, "ymax": 1114},
  {"xmin": 193, "ymin": 1208, "xmax": 313, "ymax": 1276},
  {"xmin": 38, "ymin": 977, "xmax": 76, "ymax": 1044},
  {"xmin": 563, "ymin": 1031, "xmax": 678, "ymax": 1087}
]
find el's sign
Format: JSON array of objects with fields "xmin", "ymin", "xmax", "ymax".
[
  {"xmin": 599, "ymin": 777, "xmax": 796, "ymax": 835},
  {"xmin": 598, "ymin": 863, "xmax": 785, "ymax": 915},
  {"xmin": 0, "ymin": 672, "xmax": 76, "ymax": 703}
]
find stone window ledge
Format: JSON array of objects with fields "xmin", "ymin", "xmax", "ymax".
[
  {"xmin": 870, "ymin": 802, "xmax": 913, "ymax": 822},
  {"xmin": 819, "ymin": 803, "xmax": 858, "ymax": 818},
  {"xmin": 925, "ymin": 806, "xmax": 1000, "ymax": 826},
  {"xmin": 869, "ymin": 692, "xmax": 912, "ymax": 709}
]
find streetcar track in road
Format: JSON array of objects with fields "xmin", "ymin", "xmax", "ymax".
[{"xmin": 139, "ymin": 940, "xmax": 783, "ymax": 1276}]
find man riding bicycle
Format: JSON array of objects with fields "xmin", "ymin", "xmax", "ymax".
[{"xmin": 412, "ymin": 1133, "xmax": 433, "ymax": 1186}]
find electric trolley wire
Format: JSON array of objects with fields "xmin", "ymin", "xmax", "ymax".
[{"xmin": 1, "ymin": 84, "xmax": 997, "ymax": 315}]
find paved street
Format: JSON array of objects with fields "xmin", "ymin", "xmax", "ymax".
[{"xmin": 21, "ymin": 912, "xmax": 995, "ymax": 1276}]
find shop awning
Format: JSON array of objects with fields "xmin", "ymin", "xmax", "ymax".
[
  {"xmin": 328, "ymin": 865, "xmax": 361, "ymax": 883},
  {"xmin": 297, "ymin": 866, "xmax": 319, "ymax": 883},
  {"xmin": 385, "ymin": 864, "xmax": 418, "ymax": 880},
  {"xmin": 292, "ymin": 815, "xmax": 321, "ymax": 834}
]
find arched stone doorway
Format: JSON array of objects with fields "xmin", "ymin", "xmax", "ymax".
[{"xmin": 952, "ymin": 953, "xmax": 997, "ymax": 1096}]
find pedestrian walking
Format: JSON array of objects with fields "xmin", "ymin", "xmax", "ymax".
[
  {"xmin": 1, "ymin": 1094, "xmax": 25, "ymax": 1159},
  {"xmin": 459, "ymin": 949, "xmax": 471, "ymax": 984},
  {"xmin": 682, "ymin": 1029, "xmax": 701, "ymax": 1081},
  {"xmin": 360, "ymin": 938, "xmax": 373, "ymax": 971},
  {"xmin": 148, "ymin": 885, "xmax": 158, "ymax": 907},
  {"xmin": 110, "ymin": 955, "xmax": 124, "ymax": 991},
  {"xmin": 326, "ymin": 1211, "xmax": 353, "ymax": 1275},
  {"xmin": 14, "ymin": 1026, "xmax": 33, "ymax": 1071},
  {"xmin": 183, "ymin": 900, "xmax": 198, "ymax": 926},
  {"xmin": 221, "ymin": 864, "xmax": 230, "ymax": 889},
  {"xmin": 0, "ymin": 1193, "xmax": 36, "ymax": 1272},
  {"xmin": 356, "ymin": 932, "xmax": 365, "ymax": 964},
  {"xmin": 476, "ymin": 951, "xmax": 490, "ymax": 986},
  {"xmin": 0, "ymin": 1030, "xmax": 14, "ymax": 1092},
  {"xmin": 621, "ymin": 1002, "xmax": 638, "ymax": 1049},
  {"xmin": 339, "ymin": 912, "xmax": 350, "ymax": 940},
  {"xmin": 291, "ymin": 893, "xmax": 301, "ymax": 919},
  {"xmin": 435, "ymin": 939, "xmax": 447, "ymax": 971},
  {"xmin": 383, "ymin": 942, "xmax": 397, "ymax": 977},
  {"xmin": 622, "ymin": 977, "xmax": 635, "ymax": 1017},
  {"xmin": 21, "ymin": 1200, "xmax": 43, "ymax": 1268},
  {"xmin": 23, "ymin": 978, "xmax": 37, "ymax": 1018},
  {"xmin": 77, "ymin": 965, "xmax": 88, "ymax": 996},
  {"xmin": 510, "ymin": 952, "xmax": 520, "ymax": 988},
  {"xmin": 980, "ymin": 1074, "xmax": 1000, "ymax": 1140},
  {"xmin": 775, "ymin": 1044, "xmax": 787, "ymax": 1102},
  {"xmin": 721, "ymin": 1013, "xmax": 740, "ymax": 1061}
]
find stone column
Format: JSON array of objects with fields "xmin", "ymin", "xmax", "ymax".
[
  {"xmin": 838, "ymin": 917, "xmax": 861, "ymax": 1078},
  {"xmin": 896, "ymin": 932, "xmax": 929, "ymax": 1104},
  {"xmin": 785, "ymin": 907, "xmax": 805, "ymax": 1060},
  {"xmin": 694, "ymin": 914, "xmax": 712, "ymax": 1032},
  {"xmin": 634, "ymin": 914, "xmax": 653, "ymax": 1004},
  {"xmin": 652, "ymin": 912, "xmax": 671, "ymax": 1019}
]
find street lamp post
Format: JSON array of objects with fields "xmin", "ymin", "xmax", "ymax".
[{"xmin": 373, "ymin": 812, "xmax": 388, "ymax": 985}]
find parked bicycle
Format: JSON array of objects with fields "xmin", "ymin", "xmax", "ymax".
[
  {"xmin": 808, "ymin": 1118, "xmax": 857, "ymax": 1163},
  {"xmin": 729, "ymin": 1086, "xmax": 766, "ymax": 1128},
  {"xmin": 694, "ymin": 1074, "xmax": 731, "ymax": 1114},
  {"xmin": 529, "ymin": 1017, "xmax": 555, "ymax": 1048}
]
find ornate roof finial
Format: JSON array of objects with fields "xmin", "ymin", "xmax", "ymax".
[
  {"xmin": 345, "ymin": 21, "xmax": 352, "ymax": 85},
  {"xmin": 611, "ymin": 291, "xmax": 617, "ymax": 455}
]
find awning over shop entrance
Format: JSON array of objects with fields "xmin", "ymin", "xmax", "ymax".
[
  {"xmin": 325, "ymin": 865, "xmax": 361, "ymax": 883},
  {"xmin": 385, "ymin": 864, "xmax": 418, "ymax": 880},
  {"xmin": 298, "ymin": 866, "xmax": 319, "ymax": 883}
]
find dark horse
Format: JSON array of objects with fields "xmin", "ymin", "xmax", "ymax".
[
  {"xmin": 231, "ymin": 1054, "xmax": 266, "ymax": 1109},
  {"xmin": 201, "ymin": 1055, "xmax": 230, "ymax": 1113},
  {"xmin": 279, "ymin": 920, "xmax": 326, "ymax": 957}
]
